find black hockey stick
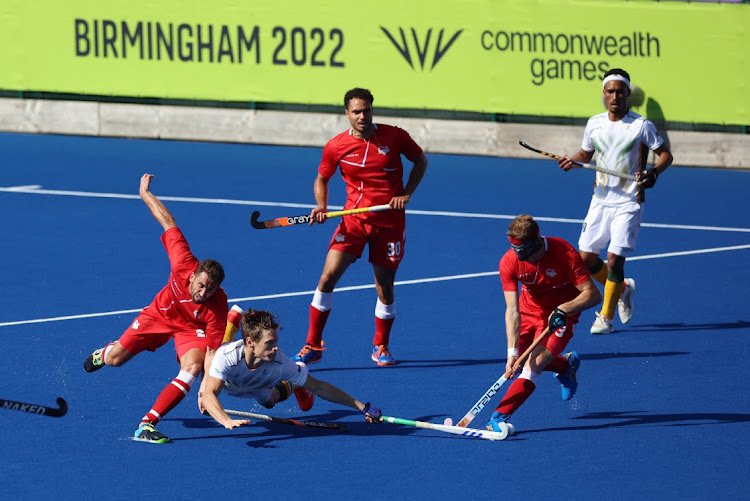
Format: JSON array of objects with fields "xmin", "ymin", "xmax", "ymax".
[
  {"xmin": 225, "ymin": 409, "xmax": 348, "ymax": 432},
  {"xmin": 0, "ymin": 397, "xmax": 68, "ymax": 418},
  {"xmin": 519, "ymin": 141, "xmax": 637, "ymax": 181}
]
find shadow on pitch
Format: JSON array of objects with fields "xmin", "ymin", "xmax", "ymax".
[
  {"xmin": 309, "ymin": 358, "xmax": 504, "ymax": 373},
  {"xmin": 518, "ymin": 410, "xmax": 750, "ymax": 437},
  {"xmin": 580, "ymin": 351, "xmax": 688, "ymax": 362},
  {"xmin": 612, "ymin": 320, "xmax": 750, "ymax": 333},
  {"xmin": 309, "ymin": 351, "xmax": 688, "ymax": 373},
  {"xmin": 164, "ymin": 411, "xmax": 470, "ymax": 448}
]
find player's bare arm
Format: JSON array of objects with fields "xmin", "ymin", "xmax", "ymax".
[
  {"xmin": 652, "ymin": 144, "xmax": 673, "ymax": 174},
  {"xmin": 557, "ymin": 278, "xmax": 602, "ymax": 314},
  {"xmin": 503, "ymin": 290, "xmax": 521, "ymax": 375},
  {"xmin": 197, "ymin": 347, "xmax": 217, "ymax": 414},
  {"xmin": 310, "ymin": 173, "xmax": 331, "ymax": 224},
  {"xmin": 139, "ymin": 173, "xmax": 177, "ymax": 231},
  {"xmin": 558, "ymin": 149, "xmax": 594, "ymax": 171},
  {"xmin": 638, "ymin": 143, "xmax": 673, "ymax": 187},
  {"xmin": 302, "ymin": 375, "xmax": 380, "ymax": 423},
  {"xmin": 201, "ymin": 374, "xmax": 251, "ymax": 430},
  {"xmin": 390, "ymin": 153, "xmax": 428, "ymax": 209}
]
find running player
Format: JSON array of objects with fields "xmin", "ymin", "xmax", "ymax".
[
  {"xmin": 200, "ymin": 309, "xmax": 382, "ymax": 429},
  {"xmin": 485, "ymin": 215, "xmax": 601, "ymax": 432},
  {"xmin": 83, "ymin": 173, "xmax": 228, "ymax": 444},
  {"xmin": 294, "ymin": 88, "xmax": 428, "ymax": 367},
  {"xmin": 558, "ymin": 68, "xmax": 673, "ymax": 334}
]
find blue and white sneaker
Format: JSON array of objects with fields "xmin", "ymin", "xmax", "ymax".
[
  {"xmin": 485, "ymin": 411, "xmax": 510, "ymax": 432},
  {"xmin": 555, "ymin": 351, "xmax": 580, "ymax": 401},
  {"xmin": 294, "ymin": 343, "xmax": 324, "ymax": 365},
  {"xmin": 371, "ymin": 345, "xmax": 396, "ymax": 366}
]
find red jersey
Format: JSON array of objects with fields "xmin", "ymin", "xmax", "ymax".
[
  {"xmin": 142, "ymin": 227, "xmax": 228, "ymax": 342},
  {"xmin": 499, "ymin": 237, "xmax": 590, "ymax": 317},
  {"xmin": 319, "ymin": 123, "xmax": 423, "ymax": 228}
]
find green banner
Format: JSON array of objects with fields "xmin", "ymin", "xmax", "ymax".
[{"xmin": 0, "ymin": 0, "xmax": 747, "ymax": 124}]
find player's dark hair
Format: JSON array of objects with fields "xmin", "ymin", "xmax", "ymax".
[
  {"xmin": 603, "ymin": 68, "xmax": 630, "ymax": 82},
  {"xmin": 508, "ymin": 214, "xmax": 539, "ymax": 242},
  {"xmin": 196, "ymin": 258, "xmax": 225, "ymax": 284},
  {"xmin": 344, "ymin": 88, "xmax": 374, "ymax": 109},
  {"xmin": 241, "ymin": 309, "xmax": 281, "ymax": 342}
]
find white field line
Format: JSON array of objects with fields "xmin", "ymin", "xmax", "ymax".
[
  {"xmin": 1, "ymin": 245, "xmax": 749, "ymax": 328},
  {"xmin": 2, "ymin": 185, "xmax": 749, "ymax": 233}
]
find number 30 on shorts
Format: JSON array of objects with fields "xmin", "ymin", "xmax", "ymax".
[{"xmin": 387, "ymin": 241, "xmax": 402, "ymax": 258}]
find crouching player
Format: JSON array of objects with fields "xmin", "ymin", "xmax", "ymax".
[
  {"xmin": 199, "ymin": 309, "xmax": 382, "ymax": 429},
  {"xmin": 486, "ymin": 215, "xmax": 601, "ymax": 432}
]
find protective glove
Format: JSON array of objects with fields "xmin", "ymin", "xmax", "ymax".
[
  {"xmin": 361, "ymin": 402, "xmax": 382, "ymax": 423},
  {"xmin": 639, "ymin": 168, "xmax": 659, "ymax": 188},
  {"xmin": 548, "ymin": 308, "xmax": 568, "ymax": 332}
]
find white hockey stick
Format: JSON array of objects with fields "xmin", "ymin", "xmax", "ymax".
[
  {"xmin": 456, "ymin": 326, "xmax": 552, "ymax": 428},
  {"xmin": 381, "ymin": 415, "xmax": 508, "ymax": 441}
]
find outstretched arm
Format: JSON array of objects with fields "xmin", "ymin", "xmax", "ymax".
[
  {"xmin": 303, "ymin": 375, "xmax": 364, "ymax": 411},
  {"xmin": 201, "ymin": 374, "xmax": 251, "ymax": 430},
  {"xmin": 139, "ymin": 174, "xmax": 177, "ymax": 231},
  {"xmin": 302, "ymin": 375, "xmax": 381, "ymax": 423},
  {"xmin": 197, "ymin": 348, "xmax": 217, "ymax": 414}
]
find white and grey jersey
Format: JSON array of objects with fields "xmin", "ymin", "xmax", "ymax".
[
  {"xmin": 582, "ymin": 110, "xmax": 664, "ymax": 208},
  {"xmin": 208, "ymin": 340, "xmax": 308, "ymax": 396}
]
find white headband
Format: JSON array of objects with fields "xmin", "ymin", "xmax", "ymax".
[{"xmin": 602, "ymin": 74, "xmax": 630, "ymax": 89}]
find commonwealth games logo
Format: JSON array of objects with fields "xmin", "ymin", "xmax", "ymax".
[{"xmin": 380, "ymin": 27, "xmax": 463, "ymax": 70}]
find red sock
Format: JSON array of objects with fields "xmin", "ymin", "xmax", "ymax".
[
  {"xmin": 373, "ymin": 316, "xmax": 395, "ymax": 346},
  {"xmin": 495, "ymin": 378, "xmax": 536, "ymax": 417},
  {"xmin": 545, "ymin": 355, "xmax": 568, "ymax": 373},
  {"xmin": 306, "ymin": 305, "xmax": 330, "ymax": 347},
  {"xmin": 141, "ymin": 372, "xmax": 194, "ymax": 425}
]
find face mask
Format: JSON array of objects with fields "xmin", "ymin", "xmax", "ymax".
[{"xmin": 510, "ymin": 237, "xmax": 542, "ymax": 261}]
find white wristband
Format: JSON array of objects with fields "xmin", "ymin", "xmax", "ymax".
[{"xmin": 507, "ymin": 347, "xmax": 519, "ymax": 357}]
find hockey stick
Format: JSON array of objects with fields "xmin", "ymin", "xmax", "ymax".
[
  {"xmin": 250, "ymin": 204, "xmax": 392, "ymax": 230},
  {"xmin": 519, "ymin": 141, "xmax": 637, "ymax": 181},
  {"xmin": 456, "ymin": 326, "xmax": 552, "ymax": 428},
  {"xmin": 225, "ymin": 409, "xmax": 348, "ymax": 432},
  {"xmin": 0, "ymin": 397, "xmax": 67, "ymax": 418},
  {"xmin": 381, "ymin": 415, "xmax": 508, "ymax": 441}
]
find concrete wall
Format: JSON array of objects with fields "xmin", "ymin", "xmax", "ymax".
[{"xmin": 0, "ymin": 97, "xmax": 747, "ymax": 169}]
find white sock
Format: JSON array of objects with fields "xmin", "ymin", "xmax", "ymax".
[
  {"xmin": 519, "ymin": 367, "xmax": 541, "ymax": 384},
  {"xmin": 311, "ymin": 289, "xmax": 333, "ymax": 312},
  {"xmin": 375, "ymin": 298, "xmax": 396, "ymax": 319}
]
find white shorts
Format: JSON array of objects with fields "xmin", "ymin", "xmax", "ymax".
[{"xmin": 578, "ymin": 199, "xmax": 643, "ymax": 257}]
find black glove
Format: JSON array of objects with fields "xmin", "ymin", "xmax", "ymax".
[
  {"xmin": 548, "ymin": 308, "xmax": 568, "ymax": 332},
  {"xmin": 640, "ymin": 168, "xmax": 659, "ymax": 189}
]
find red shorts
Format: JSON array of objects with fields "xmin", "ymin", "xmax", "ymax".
[
  {"xmin": 518, "ymin": 310, "xmax": 577, "ymax": 358},
  {"xmin": 328, "ymin": 217, "xmax": 406, "ymax": 270},
  {"xmin": 118, "ymin": 310, "xmax": 221, "ymax": 360}
]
